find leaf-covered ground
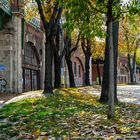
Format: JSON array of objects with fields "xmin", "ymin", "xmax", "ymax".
[{"xmin": 0, "ymin": 88, "xmax": 139, "ymax": 140}]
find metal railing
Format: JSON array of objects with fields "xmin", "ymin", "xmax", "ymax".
[{"xmin": 0, "ymin": 0, "xmax": 11, "ymax": 15}]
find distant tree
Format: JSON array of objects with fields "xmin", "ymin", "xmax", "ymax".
[
  {"xmin": 120, "ymin": 15, "xmax": 140, "ymax": 84},
  {"xmin": 136, "ymin": 47, "xmax": 140, "ymax": 66},
  {"xmin": 77, "ymin": 2, "xmax": 105, "ymax": 86}
]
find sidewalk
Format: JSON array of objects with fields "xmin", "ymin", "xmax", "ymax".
[
  {"xmin": 0, "ymin": 90, "xmax": 44, "ymax": 108},
  {"xmin": 79, "ymin": 85, "xmax": 140, "ymax": 105},
  {"xmin": 1, "ymin": 86, "xmax": 140, "ymax": 108}
]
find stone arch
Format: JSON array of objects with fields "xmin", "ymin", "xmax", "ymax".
[{"xmin": 22, "ymin": 41, "xmax": 41, "ymax": 92}]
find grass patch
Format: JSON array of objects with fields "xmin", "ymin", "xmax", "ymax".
[{"xmin": 0, "ymin": 88, "xmax": 139, "ymax": 139}]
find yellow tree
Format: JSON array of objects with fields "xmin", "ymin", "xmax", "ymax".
[
  {"xmin": 119, "ymin": 15, "xmax": 140, "ymax": 83},
  {"xmin": 136, "ymin": 47, "xmax": 140, "ymax": 66}
]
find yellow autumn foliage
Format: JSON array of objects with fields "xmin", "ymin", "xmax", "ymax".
[
  {"xmin": 91, "ymin": 38, "xmax": 105, "ymax": 60},
  {"xmin": 24, "ymin": 0, "xmax": 59, "ymax": 22},
  {"xmin": 119, "ymin": 15, "xmax": 140, "ymax": 56}
]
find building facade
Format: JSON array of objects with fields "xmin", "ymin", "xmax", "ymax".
[
  {"xmin": 0, "ymin": 0, "xmax": 89, "ymax": 93},
  {"xmin": 92, "ymin": 56, "xmax": 140, "ymax": 84},
  {"xmin": 0, "ymin": 0, "xmax": 45, "ymax": 93}
]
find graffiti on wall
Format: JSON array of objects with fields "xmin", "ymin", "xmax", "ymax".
[
  {"xmin": 0, "ymin": 64, "xmax": 7, "ymax": 92},
  {"xmin": 0, "ymin": 77, "xmax": 7, "ymax": 92}
]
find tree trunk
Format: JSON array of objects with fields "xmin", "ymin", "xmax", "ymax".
[
  {"xmin": 100, "ymin": 21, "xmax": 118, "ymax": 103},
  {"xmin": 81, "ymin": 38, "xmax": 91, "ymax": 86},
  {"xmin": 66, "ymin": 58, "xmax": 76, "ymax": 87},
  {"xmin": 128, "ymin": 54, "xmax": 134, "ymax": 84},
  {"xmin": 100, "ymin": 0, "xmax": 119, "ymax": 103},
  {"xmin": 54, "ymin": 54, "xmax": 61, "ymax": 88},
  {"xmin": 100, "ymin": 33, "xmax": 109, "ymax": 103},
  {"xmin": 113, "ymin": 21, "xmax": 119, "ymax": 102},
  {"xmin": 64, "ymin": 33, "xmax": 77, "ymax": 88},
  {"xmin": 44, "ymin": 35, "xmax": 53, "ymax": 94},
  {"xmin": 132, "ymin": 51, "xmax": 136, "ymax": 83},
  {"xmin": 99, "ymin": 0, "xmax": 115, "ymax": 118},
  {"xmin": 54, "ymin": 25, "xmax": 61, "ymax": 88},
  {"xmin": 106, "ymin": 0, "xmax": 115, "ymax": 119},
  {"xmin": 96, "ymin": 59, "xmax": 101, "ymax": 85},
  {"xmin": 85, "ymin": 55, "xmax": 90, "ymax": 86},
  {"xmin": 35, "ymin": 0, "xmax": 62, "ymax": 94},
  {"xmin": 108, "ymin": 20, "xmax": 115, "ymax": 119}
]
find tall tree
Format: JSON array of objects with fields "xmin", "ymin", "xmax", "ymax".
[
  {"xmin": 64, "ymin": 0, "xmax": 104, "ymax": 87},
  {"xmin": 53, "ymin": 24, "xmax": 65, "ymax": 88},
  {"xmin": 81, "ymin": 38, "xmax": 92, "ymax": 85},
  {"xmin": 64, "ymin": 31, "xmax": 81, "ymax": 87},
  {"xmin": 105, "ymin": 0, "xmax": 115, "ymax": 118},
  {"xmin": 35, "ymin": 0, "xmax": 62, "ymax": 94},
  {"xmin": 99, "ymin": 0, "xmax": 120, "ymax": 103},
  {"xmin": 113, "ymin": 21, "xmax": 119, "ymax": 102},
  {"xmin": 100, "ymin": 21, "xmax": 119, "ymax": 103},
  {"xmin": 99, "ymin": 0, "xmax": 140, "ymax": 102},
  {"xmin": 98, "ymin": 0, "xmax": 140, "ymax": 117},
  {"xmin": 58, "ymin": 0, "xmax": 104, "ymax": 87},
  {"xmin": 63, "ymin": 0, "xmax": 96, "ymax": 87}
]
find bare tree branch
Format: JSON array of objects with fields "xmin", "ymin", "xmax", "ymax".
[
  {"xmin": 49, "ymin": 2, "xmax": 59, "ymax": 29},
  {"xmin": 36, "ymin": 0, "xmax": 48, "ymax": 31},
  {"xmin": 70, "ymin": 32, "xmax": 81, "ymax": 54},
  {"xmin": 81, "ymin": 37, "xmax": 86, "ymax": 55},
  {"xmin": 54, "ymin": 7, "xmax": 63, "ymax": 27}
]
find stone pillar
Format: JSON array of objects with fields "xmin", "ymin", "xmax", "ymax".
[
  {"xmin": 0, "ymin": 15, "xmax": 23, "ymax": 93},
  {"xmin": 12, "ymin": 16, "xmax": 23, "ymax": 93}
]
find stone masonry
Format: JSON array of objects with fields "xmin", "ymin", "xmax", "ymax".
[{"xmin": 0, "ymin": 15, "xmax": 22, "ymax": 93}]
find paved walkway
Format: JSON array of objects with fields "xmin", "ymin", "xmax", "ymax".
[
  {"xmin": 0, "ymin": 85, "xmax": 140, "ymax": 108},
  {"xmin": 79, "ymin": 85, "xmax": 140, "ymax": 105},
  {"xmin": 0, "ymin": 90, "xmax": 44, "ymax": 108}
]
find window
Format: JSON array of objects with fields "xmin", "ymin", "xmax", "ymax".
[
  {"xmin": 24, "ymin": 69, "xmax": 31, "ymax": 91},
  {"xmin": 24, "ymin": 44, "xmax": 38, "ymax": 66},
  {"xmin": 74, "ymin": 62, "xmax": 77, "ymax": 77},
  {"xmin": 25, "ymin": 45, "xmax": 31, "ymax": 57},
  {"xmin": 79, "ymin": 65, "xmax": 81, "ymax": 77}
]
